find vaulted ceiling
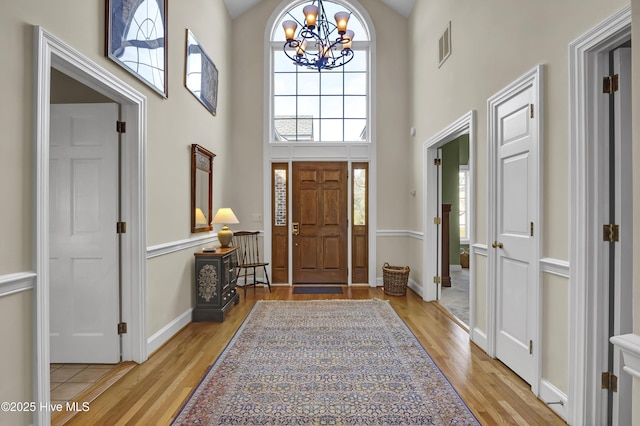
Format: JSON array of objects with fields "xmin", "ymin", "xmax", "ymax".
[{"xmin": 223, "ymin": 0, "xmax": 415, "ymax": 20}]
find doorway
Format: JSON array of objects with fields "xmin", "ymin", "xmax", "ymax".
[
  {"xmin": 422, "ymin": 111, "xmax": 476, "ymax": 340},
  {"xmin": 35, "ymin": 27, "xmax": 147, "ymax": 425},
  {"xmin": 568, "ymin": 7, "xmax": 632, "ymax": 425},
  {"xmin": 435, "ymin": 136, "xmax": 471, "ymax": 327},
  {"xmin": 291, "ymin": 162, "xmax": 349, "ymax": 284}
]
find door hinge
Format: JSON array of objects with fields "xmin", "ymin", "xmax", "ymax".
[
  {"xmin": 603, "ymin": 75, "xmax": 619, "ymax": 94},
  {"xmin": 530, "ymin": 222, "xmax": 534, "ymax": 237},
  {"xmin": 433, "ymin": 276, "xmax": 441, "ymax": 284},
  {"xmin": 530, "ymin": 104, "xmax": 534, "ymax": 119},
  {"xmin": 434, "ymin": 217, "xmax": 441, "ymax": 225},
  {"xmin": 434, "ymin": 158, "xmax": 441, "ymax": 166},
  {"xmin": 116, "ymin": 221, "xmax": 127, "ymax": 234},
  {"xmin": 117, "ymin": 322, "xmax": 127, "ymax": 335},
  {"xmin": 602, "ymin": 372, "xmax": 618, "ymax": 392},
  {"xmin": 116, "ymin": 121, "xmax": 126, "ymax": 133},
  {"xmin": 602, "ymin": 224, "xmax": 619, "ymax": 242},
  {"xmin": 529, "ymin": 340, "xmax": 533, "ymax": 354}
]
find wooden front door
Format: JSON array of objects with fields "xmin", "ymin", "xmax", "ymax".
[{"xmin": 292, "ymin": 162, "xmax": 348, "ymax": 284}]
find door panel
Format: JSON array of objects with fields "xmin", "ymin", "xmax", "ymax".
[
  {"xmin": 50, "ymin": 103, "xmax": 120, "ymax": 363},
  {"xmin": 293, "ymin": 162, "xmax": 348, "ymax": 284},
  {"xmin": 494, "ymin": 84, "xmax": 537, "ymax": 385}
]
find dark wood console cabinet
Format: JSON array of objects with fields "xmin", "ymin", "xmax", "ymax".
[{"xmin": 193, "ymin": 246, "xmax": 239, "ymax": 322}]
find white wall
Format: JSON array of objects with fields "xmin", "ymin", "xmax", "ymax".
[
  {"xmin": 408, "ymin": 0, "xmax": 627, "ymax": 405},
  {"xmin": 0, "ymin": 2, "xmax": 233, "ymax": 422}
]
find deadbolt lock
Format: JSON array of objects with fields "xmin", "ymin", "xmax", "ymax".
[{"xmin": 292, "ymin": 222, "xmax": 300, "ymax": 236}]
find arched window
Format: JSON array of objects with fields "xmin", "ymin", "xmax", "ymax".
[{"xmin": 270, "ymin": 0, "xmax": 371, "ymax": 143}]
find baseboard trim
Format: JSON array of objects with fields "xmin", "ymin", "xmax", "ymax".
[
  {"xmin": 471, "ymin": 327, "xmax": 488, "ymax": 352},
  {"xmin": 0, "ymin": 271, "xmax": 36, "ymax": 298},
  {"xmin": 539, "ymin": 378, "xmax": 568, "ymax": 421},
  {"xmin": 146, "ymin": 308, "xmax": 192, "ymax": 356}
]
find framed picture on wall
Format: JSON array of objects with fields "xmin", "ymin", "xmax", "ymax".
[
  {"xmin": 185, "ymin": 29, "xmax": 219, "ymax": 116},
  {"xmin": 105, "ymin": 0, "xmax": 169, "ymax": 98}
]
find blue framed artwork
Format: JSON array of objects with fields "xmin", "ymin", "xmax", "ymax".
[
  {"xmin": 105, "ymin": 0, "xmax": 169, "ymax": 97},
  {"xmin": 185, "ymin": 30, "xmax": 218, "ymax": 116}
]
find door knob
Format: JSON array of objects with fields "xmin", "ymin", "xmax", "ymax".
[
  {"xmin": 292, "ymin": 222, "xmax": 299, "ymax": 236},
  {"xmin": 492, "ymin": 241, "xmax": 504, "ymax": 249}
]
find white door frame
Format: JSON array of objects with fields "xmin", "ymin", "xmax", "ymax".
[
  {"xmin": 34, "ymin": 26, "xmax": 147, "ymax": 426},
  {"xmin": 487, "ymin": 65, "xmax": 543, "ymax": 395},
  {"xmin": 421, "ymin": 111, "xmax": 476, "ymax": 315},
  {"xmin": 568, "ymin": 6, "xmax": 631, "ymax": 425}
]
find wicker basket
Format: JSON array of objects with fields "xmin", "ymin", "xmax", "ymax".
[{"xmin": 382, "ymin": 263, "xmax": 410, "ymax": 296}]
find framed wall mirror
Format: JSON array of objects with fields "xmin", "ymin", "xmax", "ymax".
[{"xmin": 191, "ymin": 144, "xmax": 215, "ymax": 233}]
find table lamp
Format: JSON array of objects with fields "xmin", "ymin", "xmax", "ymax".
[{"xmin": 212, "ymin": 208, "xmax": 239, "ymax": 247}]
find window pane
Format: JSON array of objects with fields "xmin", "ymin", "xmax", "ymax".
[
  {"xmin": 344, "ymin": 96, "xmax": 366, "ymax": 118},
  {"xmin": 298, "ymin": 95, "xmax": 319, "ymax": 118},
  {"xmin": 344, "ymin": 50, "xmax": 367, "ymax": 72},
  {"xmin": 320, "ymin": 119, "xmax": 343, "ymax": 141},
  {"xmin": 274, "ymin": 169, "xmax": 287, "ymax": 226},
  {"xmin": 274, "ymin": 51, "xmax": 296, "ymax": 72},
  {"xmin": 344, "ymin": 119, "xmax": 367, "ymax": 141},
  {"xmin": 344, "ymin": 73, "xmax": 366, "ymax": 95},
  {"xmin": 320, "ymin": 72, "xmax": 343, "ymax": 95},
  {"xmin": 353, "ymin": 168, "xmax": 366, "ymax": 225},
  {"xmin": 459, "ymin": 171, "xmax": 467, "ymax": 238},
  {"xmin": 274, "ymin": 73, "xmax": 297, "ymax": 95},
  {"xmin": 298, "ymin": 72, "xmax": 320, "ymax": 95},
  {"xmin": 274, "ymin": 96, "xmax": 296, "ymax": 116},
  {"xmin": 321, "ymin": 96, "xmax": 343, "ymax": 119}
]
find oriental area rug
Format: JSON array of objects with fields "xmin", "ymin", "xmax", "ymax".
[{"xmin": 172, "ymin": 299, "xmax": 480, "ymax": 425}]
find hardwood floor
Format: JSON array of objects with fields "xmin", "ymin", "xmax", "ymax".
[{"xmin": 63, "ymin": 286, "xmax": 566, "ymax": 425}]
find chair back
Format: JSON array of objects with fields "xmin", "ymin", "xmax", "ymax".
[{"xmin": 232, "ymin": 231, "xmax": 262, "ymax": 266}]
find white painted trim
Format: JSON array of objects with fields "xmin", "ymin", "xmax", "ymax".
[
  {"xmin": 568, "ymin": 6, "xmax": 631, "ymax": 425},
  {"xmin": 147, "ymin": 235, "xmax": 218, "ymax": 258},
  {"xmin": 0, "ymin": 272, "xmax": 36, "ymax": 297},
  {"xmin": 472, "ymin": 243, "xmax": 488, "ymax": 257},
  {"xmin": 540, "ymin": 379, "xmax": 568, "ymax": 421},
  {"xmin": 146, "ymin": 308, "xmax": 193, "ymax": 356},
  {"xmin": 487, "ymin": 65, "xmax": 543, "ymax": 395},
  {"xmin": 540, "ymin": 258, "xmax": 570, "ymax": 279},
  {"xmin": 34, "ymin": 26, "xmax": 147, "ymax": 426},
  {"xmin": 610, "ymin": 334, "xmax": 640, "ymax": 379},
  {"xmin": 422, "ymin": 111, "xmax": 476, "ymax": 306},
  {"xmin": 376, "ymin": 230, "xmax": 423, "ymax": 239},
  {"xmin": 471, "ymin": 328, "xmax": 487, "ymax": 352},
  {"xmin": 406, "ymin": 278, "xmax": 422, "ymax": 297}
]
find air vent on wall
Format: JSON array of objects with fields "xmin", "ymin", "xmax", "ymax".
[{"xmin": 438, "ymin": 21, "xmax": 451, "ymax": 68}]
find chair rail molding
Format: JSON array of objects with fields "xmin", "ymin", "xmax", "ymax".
[
  {"xmin": 0, "ymin": 272, "xmax": 37, "ymax": 298},
  {"xmin": 610, "ymin": 334, "xmax": 640, "ymax": 379}
]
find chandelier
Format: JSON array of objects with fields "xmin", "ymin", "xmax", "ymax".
[{"xmin": 282, "ymin": 0, "xmax": 355, "ymax": 72}]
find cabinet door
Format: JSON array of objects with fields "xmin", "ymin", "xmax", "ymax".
[{"xmin": 195, "ymin": 257, "xmax": 222, "ymax": 307}]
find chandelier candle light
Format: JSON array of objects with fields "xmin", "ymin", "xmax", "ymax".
[{"xmin": 282, "ymin": 0, "xmax": 355, "ymax": 71}]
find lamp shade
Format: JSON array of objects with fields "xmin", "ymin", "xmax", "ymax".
[
  {"xmin": 212, "ymin": 208, "xmax": 239, "ymax": 225},
  {"xmin": 212, "ymin": 208, "xmax": 239, "ymax": 247},
  {"xmin": 334, "ymin": 12, "xmax": 350, "ymax": 34},
  {"xmin": 194, "ymin": 207, "xmax": 208, "ymax": 226}
]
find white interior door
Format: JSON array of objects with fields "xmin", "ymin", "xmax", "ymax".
[
  {"xmin": 493, "ymin": 81, "xmax": 538, "ymax": 385},
  {"xmin": 610, "ymin": 46, "xmax": 632, "ymax": 426},
  {"xmin": 49, "ymin": 103, "xmax": 120, "ymax": 363}
]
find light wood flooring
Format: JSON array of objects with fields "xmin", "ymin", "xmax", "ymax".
[{"xmin": 61, "ymin": 286, "xmax": 566, "ymax": 425}]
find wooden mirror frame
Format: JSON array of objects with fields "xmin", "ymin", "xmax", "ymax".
[{"xmin": 191, "ymin": 144, "xmax": 215, "ymax": 233}]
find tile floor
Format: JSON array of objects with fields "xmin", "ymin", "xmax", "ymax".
[{"xmin": 50, "ymin": 364, "xmax": 116, "ymax": 405}]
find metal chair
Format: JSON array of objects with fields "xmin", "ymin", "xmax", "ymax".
[{"xmin": 232, "ymin": 231, "xmax": 271, "ymax": 296}]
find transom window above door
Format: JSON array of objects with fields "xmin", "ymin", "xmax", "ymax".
[{"xmin": 270, "ymin": 0, "xmax": 371, "ymax": 143}]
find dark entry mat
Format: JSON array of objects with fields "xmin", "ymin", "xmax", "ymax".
[{"xmin": 292, "ymin": 286, "xmax": 344, "ymax": 294}]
